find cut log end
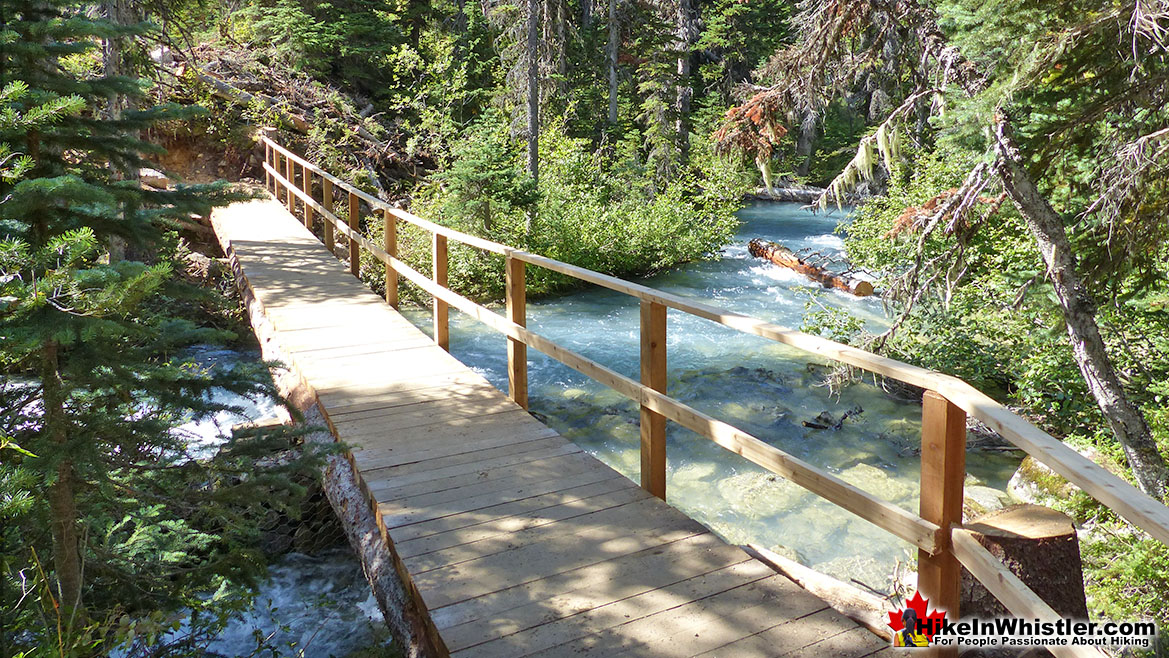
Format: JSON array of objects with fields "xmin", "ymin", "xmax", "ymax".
[
  {"xmin": 960, "ymin": 504, "xmax": 1089, "ymax": 620},
  {"xmin": 747, "ymin": 238, "xmax": 874, "ymax": 297}
]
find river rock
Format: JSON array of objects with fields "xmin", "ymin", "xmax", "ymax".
[
  {"xmin": 812, "ymin": 555, "xmax": 893, "ymax": 594},
  {"xmin": 963, "ymin": 485, "xmax": 1013, "ymax": 520},
  {"xmin": 1008, "ymin": 446, "xmax": 1123, "ymax": 505},
  {"xmin": 764, "ymin": 543, "xmax": 806, "ymax": 564},
  {"xmin": 672, "ymin": 462, "xmax": 719, "ymax": 488},
  {"xmin": 716, "ymin": 471, "xmax": 811, "ymax": 519},
  {"xmin": 837, "ymin": 462, "xmax": 916, "ymax": 505},
  {"xmin": 139, "ymin": 167, "xmax": 170, "ymax": 189},
  {"xmin": 560, "ymin": 387, "xmax": 589, "ymax": 400}
]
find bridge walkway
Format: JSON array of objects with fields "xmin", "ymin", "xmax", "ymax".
[{"xmin": 212, "ymin": 198, "xmax": 890, "ymax": 657}]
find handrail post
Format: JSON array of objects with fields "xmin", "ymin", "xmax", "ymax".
[
  {"xmin": 303, "ymin": 166, "xmax": 314, "ymax": 231},
  {"xmin": 640, "ymin": 301, "xmax": 667, "ymax": 499},
  {"xmin": 348, "ymin": 191, "xmax": 360, "ymax": 277},
  {"xmin": 506, "ymin": 256, "xmax": 528, "ymax": 409},
  {"xmin": 383, "ymin": 208, "xmax": 398, "ymax": 308},
  {"xmin": 285, "ymin": 153, "xmax": 295, "ymax": 213},
  {"xmin": 432, "ymin": 234, "xmax": 449, "ymax": 351},
  {"xmin": 322, "ymin": 179, "xmax": 335, "ymax": 255},
  {"xmin": 918, "ymin": 389, "xmax": 965, "ymax": 649},
  {"xmin": 264, "ymin": 143, "xmax": 272, "ymax": 193}
]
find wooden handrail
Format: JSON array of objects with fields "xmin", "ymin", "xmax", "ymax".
[
  {"xmin": 261, "ymin": 142, "xmax": 1169, "ymax": 631},
  {"xmin": 640, "ymin": 301, "xmax": 667, "ymax": 500},
  {"xmin": 268, "ymin": 155, "xmax": 942, "ymax": 549},
  {"xmin": 262, "ymin": 148, "xmax": 1169, "ymax": 547}
]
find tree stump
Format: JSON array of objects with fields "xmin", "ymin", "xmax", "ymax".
[{"xmin": 959, "ymin": 504, "xmax": 1089, "ymax": 619}]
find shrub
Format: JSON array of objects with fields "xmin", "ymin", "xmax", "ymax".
[{"xmin": 404, "ymin": 112, "xmax": 746, "ymax": 302}]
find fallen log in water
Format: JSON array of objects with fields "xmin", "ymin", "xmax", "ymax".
[{"xmin": 747, "ymin": 238, "xmax": 875, "ymax": 297}]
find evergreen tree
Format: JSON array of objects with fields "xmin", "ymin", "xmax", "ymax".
[{"xmin": 0, "ymin": 1, "xmax": 321, "ymax": 653}]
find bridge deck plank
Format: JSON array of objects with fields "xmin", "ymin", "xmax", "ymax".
[{"xmin": 212, "ymin": 199, "xmax": 888, "ymax": 657}]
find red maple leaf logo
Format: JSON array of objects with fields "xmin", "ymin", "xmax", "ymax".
[{"xmin": 887, "ymin": 591, "xmax": 948, "ymax": 641}]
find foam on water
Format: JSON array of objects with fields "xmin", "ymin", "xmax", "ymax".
[{"xmin": 156, "ymin": 348, "xmax": 386, "ymax": 657}]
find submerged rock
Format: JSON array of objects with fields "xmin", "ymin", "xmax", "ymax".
[
  {"xmin": 837, "ymin": 462, "xmax": 916, "ymax": 505},
  {"xmin": 716, "ymin": 471, "xmax": 812, "ymax": 519},
  {"xmin": 763, "ymin": 543, "xmax": 807, "ymax": 564},
  {"xmin": 812, "ymin": 555, "xmax": 895, "ymax": 595},
  {"xmin": 671, "ymin": 462, "xmax": 720, "ymax": 488}
]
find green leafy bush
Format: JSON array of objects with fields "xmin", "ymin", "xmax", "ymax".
[{"xmin": 403, "ymin": 112, "xmax": 746, "ymax": 301}]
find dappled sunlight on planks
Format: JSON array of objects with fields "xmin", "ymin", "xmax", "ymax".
[{"xmin": 212, "ymin": 197, "xmax": 891, "ymax": 657}]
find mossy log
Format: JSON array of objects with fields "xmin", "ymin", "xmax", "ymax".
[
  {"xmin": 747, "ymin": 238, "xmax": 874, "ymax": 297},
  {"xmin": 959, "ymin": 504, "xmax": 1089, "ymax": 620}
]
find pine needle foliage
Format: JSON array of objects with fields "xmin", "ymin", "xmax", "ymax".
[{"xmin": 0, "ymin": 1, "xmax": 326, "ymax": 654}]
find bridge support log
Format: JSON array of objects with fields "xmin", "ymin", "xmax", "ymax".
[
  {"xmin": 348, "ymin": 191, "xmax": 361, "ymax": 278},
  {"xmin": 918, "ymin": 390, "xmax": 965, "ymax": 655},
  {"xmin": 959, "ymin": 504, "xmax": 1088, "ymax": 620},
  {"xmin": 384, "ymin": 209, "xmax": 398, "ymax": 308},
  {"xmin": 432, "ymin": 234, "xmax": 449, "ymax": 351},
  {"xmin": 322, "ymin": 179, "xmax": 335, "ymax": 255},
  {"xmin": 213, "ymin": 211, "xmax": 442, "ymax": 658},
  {"xmin": 506, "ymin": 256, "xmax": 528, "ymax": 409},
  {"xmin": 640, "ymin": 301, "xmax": 667, "ymax": 499}
]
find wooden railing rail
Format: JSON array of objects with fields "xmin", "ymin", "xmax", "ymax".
[
  {"xmin": 261, "ymin": 138, "xmax": 1169, "ymax": 651},
  {"xmin": 263, "ymin": 156, "xmax": 941, "ymax": 553}
]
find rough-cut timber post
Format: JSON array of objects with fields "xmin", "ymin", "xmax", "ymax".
[
  {"xmin": 432, "ymin": 234, "xmax": 449, "ymax": 351},
  {"xmin": 323, "ymin": 179, "xmax": 335, "ymax": 255},
  {"xmin": 303, "ymin": 165, "xmax": 314, "ymax": 232},
  {"xmin": 640, "ymin": 301, "xmax": 667, "ymax": 499},
  {"xmin": 348, "ymin": 191, "xmax": 360, "ymax": 278},
  {"xmin": 506, "ymin": 256, "xmax": 528, "ymax": 409},
  {"xmin": 285, "ymin": 153, "xmax": 295, "ymax": 214},
  {"xmin": 919, "ymin": 389, "xmax": 965, "ymax": 653},
  {"xmin": 384, "ymin": 209, "xmax": 398, "ymax": 308}
]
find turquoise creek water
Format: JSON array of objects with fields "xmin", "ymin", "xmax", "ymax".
[{"xmin": 402, "ymin": 201, "xmax": 1022, "ymax": 591}]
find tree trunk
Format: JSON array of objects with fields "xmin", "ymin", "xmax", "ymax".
[
  {"xmin": 102, "ymin": 0, "xmax": 138, "ymax": 261},
  {"xmin": 607, "ymin": 0, "xmax": 619, "ymax": 125},
  {"xmin": 992, "ymin": 117, "xmax": 1169, "ymax": 499},
  {"xmin": 41, "ymin": 342, "xmax": 84, "ymax": 624},
  {"xmin": 959, "ymin": 505, "xmax": 1089, "ymax": 620},
  {"xmin": 674, "ymin": 0, "xmax": 694, "ymax": 159},
  {"xmin": 527, "ymin": 0, "xmax": 541, "ymax": 232},
  {"xmin": 893, "ymin": 0, "xmax": 1169, "ymax": 499},
  {"xmin": 556, "ymin": 0, "xmax": 567, "ymax": 82},
  {"xmin": 582, "ymin": 0, "xmax": 592, "ymax": 28},
  {"xmin": 748, "ymin": 239, "xmax": 874, "ymax": 296},
  {"xmin": 102, "ymin": 0, "xmax": 137, "ymax": 119},
  {"xmin": 794, "ymin": 111, "xmax": 818, "ymax": 177}
]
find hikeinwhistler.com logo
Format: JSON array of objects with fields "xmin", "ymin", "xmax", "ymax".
[{"xmin": 889, "ymin": 591, "xmax": 1160, "ymax": 650}]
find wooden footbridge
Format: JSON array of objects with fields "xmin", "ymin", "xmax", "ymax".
[{"xmin": 210, "ymin": 137, "xmax": 1169, "ymax": 657}]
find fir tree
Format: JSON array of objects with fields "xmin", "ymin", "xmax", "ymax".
[{"xmin": 0, "ymin": 1, "xmax": 322, "ymax": 653}]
